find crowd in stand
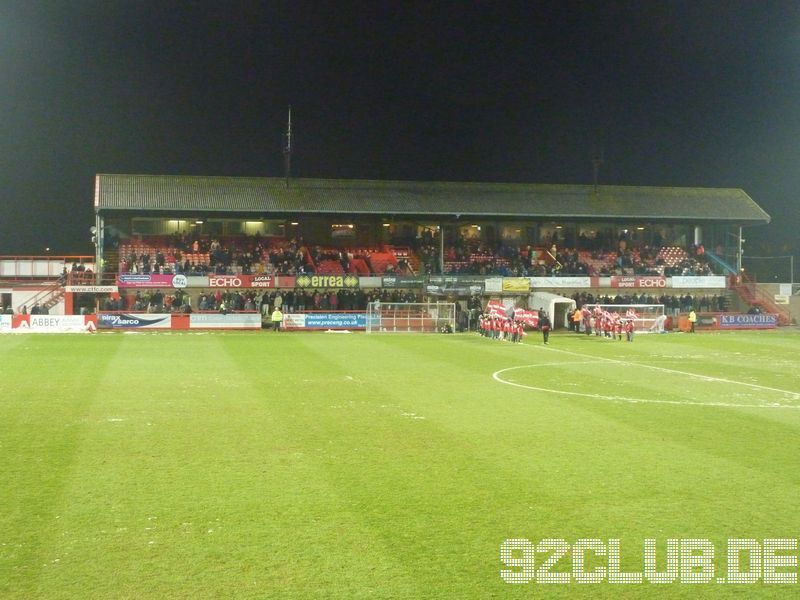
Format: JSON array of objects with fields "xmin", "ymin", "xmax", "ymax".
[
  {"xmin": 120, "ymin": 235, "xmax": 311, "ymax": 276},
  {"xmin": 117, "ymin": 228, "xmax": 718, "ymax": 281},
  {"xmin": 570, "ymin": 292, "xmax": 729, "ymax": 313},
  {"xmin": 119, "ymin": 233, "xmax": 417, "ymax": 277},
  {"xmin": 105, "ymin": 287, "xmax": 423, "ymax": 315},
  {"xmin": 442, "ymin": 236, "xmax": 715, "ymax": 278},
  {"xmin": 60, "ymin": 262, "xmax": 95, "ymax": 284}
]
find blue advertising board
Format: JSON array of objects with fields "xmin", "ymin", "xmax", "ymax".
[
  {"xmin": 719, "ymin": 314, "xmax": 778, "ymax": 329},
  {"xmin": 98, "ymin": 313, "xmax": 172, "ymax": 329},
  {"xmin": 303, "ymin": 313, "xmax": 367, "ymax": 329}
]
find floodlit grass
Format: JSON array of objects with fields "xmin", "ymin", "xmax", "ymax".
[{"xmin": 1, "ymin": 329, "xmax": 799, "ymax": 598}]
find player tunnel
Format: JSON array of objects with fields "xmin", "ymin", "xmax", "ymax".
[{"xmin": 529, "ymin": 291, "xmax": 576, "ymax": 329}]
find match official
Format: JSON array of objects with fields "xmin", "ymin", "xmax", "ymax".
[{"xmin": 271, "ymin": 307, "xmax": 283, "ymax": 332}]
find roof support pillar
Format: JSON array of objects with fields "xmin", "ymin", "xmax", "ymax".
[
  {"xmin": 736, "ymin": 226, "xmax": 743, "ymax": 274},
  {"xmin": 439, "ymin": 223, "xmax": 444, "ymax": 275},
  {"xmin": 95, "ymin": 214, "xmax": 104, "ymax": 284},
  {"xmin": 693, "ymin": 226, "xmax": 702, "ymax": 246}
]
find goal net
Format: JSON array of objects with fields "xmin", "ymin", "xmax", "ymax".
[
  {"xmin": 583, "ymin": 304, "xmax": 666, "ymax": 334},
  {"xmin": 366, "ymin": 302, "xmax": 456, "ymax": 333}
]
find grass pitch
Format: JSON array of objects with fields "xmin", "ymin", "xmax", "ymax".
[{"xmin": 1, "ymin": 329, "xmax": 799, "ymax": 598}]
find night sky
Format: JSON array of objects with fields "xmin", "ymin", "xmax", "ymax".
[{"xmin": 2, "ymin": 1, "xmax": 798, "ymax": 255}]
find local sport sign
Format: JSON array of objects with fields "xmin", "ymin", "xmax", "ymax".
[{"xmin": 610, "ymin": 276, "xmax": 667, "ymax": 289}]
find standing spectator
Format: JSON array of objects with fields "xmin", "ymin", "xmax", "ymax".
[{"xmin": 259, "ymin": 292, "xmax": 269, "ymax": 317}]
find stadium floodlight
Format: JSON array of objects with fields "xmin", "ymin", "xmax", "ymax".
[
  {"xmin": 366, "ymin": 302, "xmax": 456, "ymax": 334},
  {"xmin": 583, "ymin": 303, "xmax": 666, "ymax": 334}
]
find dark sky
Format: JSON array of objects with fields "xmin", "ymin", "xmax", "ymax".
[{"xmin": 1, "ymin": 1, "xmax": 798, "ymax": 254}]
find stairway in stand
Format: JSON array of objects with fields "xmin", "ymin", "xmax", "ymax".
[
  {"xmin": 732, "ymin": 278, "xmax": 792, "ymax": 325},
  {"xmin": 104, "ymin": 247, "xmax": 120, "ymax": 278}
]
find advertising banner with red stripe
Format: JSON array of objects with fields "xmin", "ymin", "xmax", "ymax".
[{"xmin": 8, "ymin": 315, "xmax": 97, "ymax": 333}]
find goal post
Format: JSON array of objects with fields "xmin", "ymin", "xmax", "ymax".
[
  {"xmin": 366, "ymin": 302, "xmax": 456, "ymax": 333},
  {"xmin": 583, "ymin": 304, "xmax": 666, "ymax": 334}
]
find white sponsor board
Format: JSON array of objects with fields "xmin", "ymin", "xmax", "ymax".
[
  {"xmin": 530, "ymin": 276, "xmax": 592, "ymax": 288},
  {"xmin": 187, "ymin": 276, "xmax": 210, "ymax": 288},
  {"xmin": 0, "ymin": 314, "xmax": 10, "ymax": 332},
  {"xmin": 282, "ymin": 314, "xmax": 307, "ymax": 328},
  {"xmin": 189, "ymin": 313, "xmax": 262, "ymax": 329},
  {"xmin": 359, "ymin": 276, "xmax": 382, "ymax": 289},
  {"xmin": 670, "ymin": 276, "xmax": 727, "ymax": 289},
  {"xmin": 22, "ymin": 315, "xmax": 91, "ymax": 333},
  {"xmin": 484, "ymin": 278, "xmax": 503, "ymax": 293},
  {"xmin": 774, "ymin": 295, "xmax": 790, "ymax": 305}
]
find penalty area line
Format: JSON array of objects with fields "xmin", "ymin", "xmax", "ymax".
[
  {"xmin": 492, "ymin": 365, "xmax": 800, "ymax": 409},
  {"xmin": 520, "ymin": 342, "xmax": 800, "ymax": 400}
]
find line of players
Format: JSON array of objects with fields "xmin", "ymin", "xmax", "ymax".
[
  {"xmin": 581, "ymin": 306, "xmax": 637, "ymax": 342},
  {"xmin": 477, "ymin": 314, "xmax": 526, "ymax": 343},
  {"xmin": 478, "ymin": 307, "xmax": 638, "ymax": 343}
]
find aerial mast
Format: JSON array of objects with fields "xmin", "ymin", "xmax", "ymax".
[{"xmin": 284, "ymin": 105, "xmax": 292, "ymax": 187}]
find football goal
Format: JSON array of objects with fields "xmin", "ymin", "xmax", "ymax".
[
  {"xmin": 583, "ymin": 304, "xmax": 666, "ymax": 334},
  {"xmin": 366, "ymin": 302, "xmax": 456, "ymax": 333}
]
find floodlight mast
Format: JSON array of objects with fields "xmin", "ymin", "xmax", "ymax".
[
  {"xmin": 591, "ymin": 148, "xmax": 604, "ymax": 195},
  {"xmin": 284, "ymin": 105, "xmax": 292, "ymax": 188}
]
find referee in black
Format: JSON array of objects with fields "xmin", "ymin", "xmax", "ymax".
[{"xmin": 539, "ymin": 309, "xmax": 552, "ymax": 345}]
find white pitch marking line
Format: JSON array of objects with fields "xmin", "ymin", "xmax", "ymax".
[
  {"xmin": 524, "ymin": 344, "xmax": 800, "ymax": 399},
  {"xmin": 492, "ymin": 364, "xmax": 800, "ymax": 409}
]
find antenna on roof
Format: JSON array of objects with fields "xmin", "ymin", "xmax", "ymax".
[
  {"xmin": 284, "ymin": 105, "xmax": 292, "ymax": 188},
  {"xmin": 591, "ymin": 147, "xmax": 604, "ymax": 195}
]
